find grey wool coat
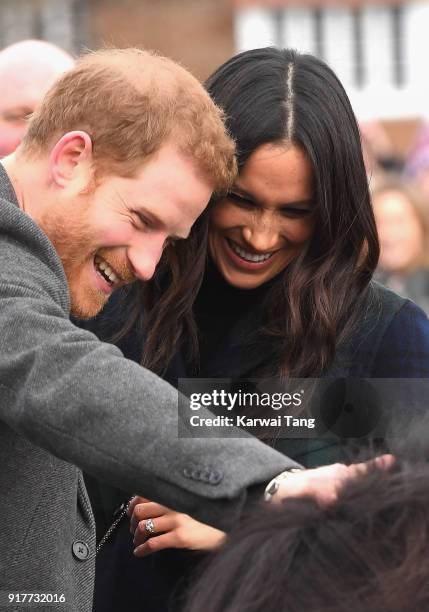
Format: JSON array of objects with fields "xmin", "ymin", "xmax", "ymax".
[{"xmin": 0, "ymin": 164, "xmax": 297, "ymax": 611}]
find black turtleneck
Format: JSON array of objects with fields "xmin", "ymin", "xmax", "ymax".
[{"xmin": 193, "ymin": 259, "xmax": 273, "ymax": 376}]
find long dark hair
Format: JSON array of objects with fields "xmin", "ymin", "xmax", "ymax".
[{"xmin": 204, "ymin": 47, "xmax": 379, "ymax": 376}]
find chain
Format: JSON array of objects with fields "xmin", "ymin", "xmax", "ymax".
[{"xmin": 96, "ymin": 497, "xmax": 133, "ymax": 555}]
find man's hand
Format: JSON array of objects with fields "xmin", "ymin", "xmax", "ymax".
[
  {"xmin": 128, "ymin": 497, "xmax": 226, "ymax": 557},
  {"xmin": 273, "ymin": 454, "xmax": 395, "ymax": 507},
  {"xmin": 128, "ymin": 455, "xmax": 394, "ymax": 555}
]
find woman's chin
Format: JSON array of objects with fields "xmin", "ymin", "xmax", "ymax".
[{"xmin": 216, "ymin": 263, "xmax": 272, "ymax": 290}]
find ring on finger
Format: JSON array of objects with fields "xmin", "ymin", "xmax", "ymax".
[{"xmin": 145, "ymin": 518, "xmax": 156, "ymax": 535}]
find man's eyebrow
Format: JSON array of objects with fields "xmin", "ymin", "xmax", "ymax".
[{"xmin": 138, "ymin": 206, "xmax": 189, "ymax": 240}]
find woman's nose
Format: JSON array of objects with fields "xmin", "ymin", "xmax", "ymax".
[{"xmin": 242, "ymin": 224, "xmax": 280, "ymax": 252}]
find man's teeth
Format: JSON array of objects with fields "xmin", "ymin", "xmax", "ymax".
[
  {"xmin": 95, "ymin": 257, "xmax": 118, "ymax": 284},
  {"xmin": 229, "ymin": 241, "xmax": 273, "ymax": 263}
]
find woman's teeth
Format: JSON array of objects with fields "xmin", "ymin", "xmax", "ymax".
[
  {"xmin": 94, "ymin": 256, "xmax": 118, "ymax": 284},
  {"xmin": 229, "ymin": 240, "xmax": 273, "ymax": 263}
]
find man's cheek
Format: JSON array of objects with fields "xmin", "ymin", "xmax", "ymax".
[{"xmin": 95, "ymin": 223, "xmax": 133, "ymax": 246}]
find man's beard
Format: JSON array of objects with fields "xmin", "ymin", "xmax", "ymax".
[{"xmin": 38, "ymin": 205, "xmax": 115, "ymax": 319}]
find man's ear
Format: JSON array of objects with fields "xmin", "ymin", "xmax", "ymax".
[{"xmin": 49, "ymin": 131, "xmax": 94, "ymax": 193}]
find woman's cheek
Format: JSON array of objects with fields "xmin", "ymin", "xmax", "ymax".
[
  {"xmin": 210, "ymin": 202, "xmax": 246, "ymax": 231},
  {"xmin": 281, "ymin": 220, "xmax": 314, "ymax": 247}
]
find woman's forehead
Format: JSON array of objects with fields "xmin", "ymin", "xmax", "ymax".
[{"xmin": 237, "ymin": 143, "xmax": 313, "ymax": 203}]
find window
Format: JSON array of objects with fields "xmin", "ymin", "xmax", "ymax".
[{"xmin": 235, "ymin": 3, "xmax": 407, "ymax": 90}]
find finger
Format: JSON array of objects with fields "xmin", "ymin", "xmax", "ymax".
[
  {"xmin": 127, "ymin": 496, "xmax": 140, "ymax": 518},
  {"xmin": 130, "ymin": 502, "xmax": 169, "ymax": 534},
  {"xmin": 133, "ymin": 501, "xmax": 169, "ymax": 521},
  {"xmin": 133, "ymin": 532, "xmax": 180, "ymax": 557},
  {"xmin": 372, "ymin": 453, "xmax": 395, "ymax": 470},
  {"xmin": 326, "ymin": 455, "xmax": 396, "ymax": 506},
  {"xmin": 127, "ymin": 496, "xmax": 150, "ymax": 517},
  {"xmin": 129, "ymin": 503, "xmax": 148, "ymax": 534},
  {"xmin": 133, "ymin": 518, "xmax": 155, "ymax": 547},
  {"xmin": 132, "ymin": 515, "xmax": 178, "ymax": 546},
  {"xmin": 347, "ymin": 454, "xmax": 395, "ymax": 479}
]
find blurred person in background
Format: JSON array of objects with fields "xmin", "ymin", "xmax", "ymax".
[
  {"xmin": 404, "ymin": 122, "xmax": 429, "ymax": 207},
  {"xmin": 0, "ymin": 39, "xmax": 74, "ymax": 157},
  {"xmin": 360, "ymin": 120, "xmax": 403, "ymax": 180},
  {"xmin": 373, "ymin": 176, "xmax": 429, "ymax": 314},
  {"xmin": 86, "ymin": 48, "xmax": 429, "ymax": 612}
]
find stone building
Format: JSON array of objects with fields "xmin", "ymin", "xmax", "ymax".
[{"xmin": 0, "ymin": 0, "xmax": 233, "ymax": 81}]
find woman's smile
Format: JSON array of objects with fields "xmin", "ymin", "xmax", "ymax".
[{"xmin": 223, "ymin": 237, "xmax": 278, "ymax": 271}]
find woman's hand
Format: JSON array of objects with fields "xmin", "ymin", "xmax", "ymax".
[{"xmin": 128, "ymin": 497, "xmax": 226, "ymax": 557}]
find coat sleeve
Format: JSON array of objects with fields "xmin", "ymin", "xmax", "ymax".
[{"xmin": 0, "ymin": 280, "xmax": 299, "ymax": 531}]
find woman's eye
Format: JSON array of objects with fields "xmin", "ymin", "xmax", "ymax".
[
  {"xmin": 228, "ymin": 193, "xmax": 255, "ymax": 209},
  {"xmin": 280, "ymin": 208, "xmax": 311, "ymax": 219}
]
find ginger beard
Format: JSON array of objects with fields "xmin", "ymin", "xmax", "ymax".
[{"xmin": 39, "ymin": 201, "xmax": 135, "ymax": 319}]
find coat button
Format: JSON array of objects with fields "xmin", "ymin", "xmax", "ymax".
[
  {"xmin": 183, "ymin": 467, "xmax": 193, "ymax": 478},
  {"xmin": 72, "ymin": 540, "xmax": 90, "ymax": 561},
  {"xmin": 208, "ymin": 470, "xmax": 223, "ymax": 485},
  {"xmin": 200, "ymin": 469, "xmax": 211, "ymax": 483}
]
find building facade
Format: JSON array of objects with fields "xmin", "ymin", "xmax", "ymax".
[
  {"xmin": 233, "ymin": 0, "xmax": 429, "ymax": 121},
  {"xmin": 1, "ymin": 0, "xmax": 427, "ymax": 124},
  {"xmin": 0, "ymin": 0, "xmax": 90, "ymax": 53}
]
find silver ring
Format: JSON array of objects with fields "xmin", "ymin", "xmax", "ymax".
[{"xmin": 145, "ymin": 518, "xmax": 156, "ymax": 535}]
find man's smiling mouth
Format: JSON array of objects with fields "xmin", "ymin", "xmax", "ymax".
[{"xmin": 94, "ymin": 255, "xmax": 121, "ymax": 287}]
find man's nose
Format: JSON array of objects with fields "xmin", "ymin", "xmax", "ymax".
[
  {"xmin": 242, "ymin": 223, "xmax": 281, "ymax": 252},
  {"xmin": 127, "ymin": 235, "xmax": 165, "ymax": 282}
]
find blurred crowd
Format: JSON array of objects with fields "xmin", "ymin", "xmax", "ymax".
[{"xmin": 362, "ymin": 120, "xmax": 429, "ymax": 314}]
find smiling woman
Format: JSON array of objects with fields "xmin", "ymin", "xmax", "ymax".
[
  {"xmin": 209, "ymin": 144, "xmax": 314, "ymax": 290},
  {"xmin": 85, "ymin": 48, "xmax": 429, "ymax": 612}
]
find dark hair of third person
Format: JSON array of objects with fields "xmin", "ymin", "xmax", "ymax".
[{"xmin": 185, "ymin": 451, "xmax": 429, "ymax": 612}]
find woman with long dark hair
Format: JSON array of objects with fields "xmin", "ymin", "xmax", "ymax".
[{"xmin": 87, "ymin": 47, "xmax": 429, "ymax": 611}]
